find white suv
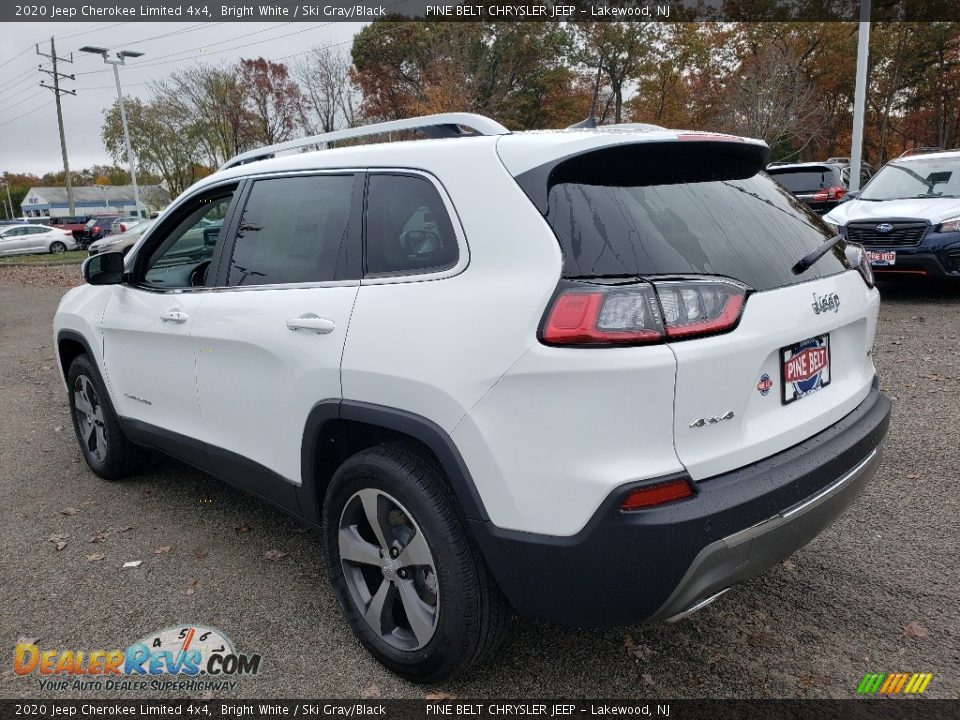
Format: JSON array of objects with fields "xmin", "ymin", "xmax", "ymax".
[{"xmin": 54, "ymin": 114, "xmax": 890, "ymax": 681}]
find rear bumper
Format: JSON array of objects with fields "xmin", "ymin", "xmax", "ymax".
[{"xmin": 471, "ymin": 378, "xmax": 890, "ymax": 627}]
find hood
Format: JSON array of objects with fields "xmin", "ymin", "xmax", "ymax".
[{"xmin": 825, "ymin": 196, "xmax": 960, "ymax": 226}]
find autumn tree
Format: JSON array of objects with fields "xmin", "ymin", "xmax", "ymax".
[
  {"xmin": 239, "ymin": 57, "xmax": 304, "ymax": 145},
  {"xmin": 350, "ymin": 21, "xmax": 575, "ymax": 129},
  {"xmin": 296, "ymin": 47, "xmax": 359, "ymax": 134}
]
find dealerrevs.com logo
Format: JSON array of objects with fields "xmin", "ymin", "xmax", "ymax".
[{"xmin": 14, "ymin": 625, "xmax": 260, "ymax": 693}]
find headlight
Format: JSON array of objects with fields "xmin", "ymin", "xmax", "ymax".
[
  {"xmin": 937, "ymin": 216, "xmax": 960, "ymax": 233},
  {"xmin": 845, "ymin": 242, "xmax": 874, "ymax": 288}
]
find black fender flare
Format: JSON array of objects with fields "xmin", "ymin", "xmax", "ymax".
[{"xmin": 298, "ymin": 400, "xmax": 490, "ymax": 525}]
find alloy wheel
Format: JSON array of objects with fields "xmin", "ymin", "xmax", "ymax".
[
  {"xmin": 338, "ymin": 488, "xmax": 439, "ymax": 651},
  {"xmin": 73, "ymin": 375, "xmax": 107, "ymax": 463}
]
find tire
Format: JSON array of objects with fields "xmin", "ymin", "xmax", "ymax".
[
  {"xmin": 50, "ymin": 241, "xmax": 67, "ymax": 254},
  {"xmin": 67, "ymin": 354, "xmax": 148, "ymax": 480},
  {"xmin": 323, "ymin": 442, "xmax": 510, "ymax": 682}
]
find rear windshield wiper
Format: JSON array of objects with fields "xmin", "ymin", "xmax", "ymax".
[{"xmin": 792, "ymin": 234, "xmax": 842, "ymax": 275}]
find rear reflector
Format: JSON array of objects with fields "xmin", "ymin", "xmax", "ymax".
[
  {"xmin": 621, "ymin": 477, "xmax": 694, "ymax": 510},
  {"xmin": 541, "ymin": 277, "xmax": 748, "ymax": 347}
]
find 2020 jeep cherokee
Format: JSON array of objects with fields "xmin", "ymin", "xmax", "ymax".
[{"xmin": 54, "ymin": 114, "xmax": 890, "ymax": 682}]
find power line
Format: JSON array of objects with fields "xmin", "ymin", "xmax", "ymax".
[
  {"xmin": 0, "ymin": 98, "xmax": 53, "ymax": 128},
  {"xmin": 0, "ymin": 86, "xmax": 46, "ymax": 108},
  {"xmin": 0, "ymin": 45, "xmax": 33, "ymax": 71}
]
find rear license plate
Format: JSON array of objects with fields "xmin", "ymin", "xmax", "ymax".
[
  {"xmin": 780, "ymin": 334, "xmax": 831, "ymax": 404},
  {"xmin": 867, "ymin": 250, "xmax": 896, "ymax": 266}
]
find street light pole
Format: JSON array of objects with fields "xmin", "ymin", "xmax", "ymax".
[
  {"xmin": 849, "ymin": 0, "xmax": 871, "ymax": 193},
  {"xmin": 80, "ymin": 46, "xmax": 144, "ymax": 217}
]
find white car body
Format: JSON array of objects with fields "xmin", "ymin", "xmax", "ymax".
[
  {"xmin": 53, "ymin": 114, "xmax": 890, "ymax": 647},
  {"xmin": 0, "ymin": 223, "xmax": 76, "ymax": 256}
]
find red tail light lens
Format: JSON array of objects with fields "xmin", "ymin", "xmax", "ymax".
[
  {"xmin": 541, "ymin": 278, "xmax": 748, "ymax": 347},
  {"xmin": 812, "ymin": 185, "xmax": 846, "ymax": 202},
  {"xmin": 621, "ymin": 477, "xmax": 694, "ymax": 510},
  {"xmin": 543, "ymin": 284, "xmax": 663, "ymax": 345},
  {"xmin": 92, "ymin": 226, "xmax": 100, "ymax": 234}
]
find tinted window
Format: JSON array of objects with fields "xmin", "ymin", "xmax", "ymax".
[
  {"xmin": 545, "ymin": 172, "xmax": 848, "ymax": 291},
  {"xmin": 227, "ymin": 175, "xmax": 352, "ymax": 286},
  {"xmin": 142, "ymin": 191, "xmax": 235, "ymax": 288},
  {"xmin": 365, "ymin": 174, "xmax": 458, "ymax": 276},
  {"xmin": 768, "ymin": 167, "xmax": 838, "ymax": 193}
]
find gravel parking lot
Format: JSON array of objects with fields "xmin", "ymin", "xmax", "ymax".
[{"xmin": 1, "ymin": 265, "xmax": 957, "ymax": 700}]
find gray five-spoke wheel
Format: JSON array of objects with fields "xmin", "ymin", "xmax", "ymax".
[
  {"xmin": 73, "ymin": 374, "xmax": 107, "ymax": 463},
  {"xmin": 338, "ymin": 488, "xmax": 439, "ymax": 651}
]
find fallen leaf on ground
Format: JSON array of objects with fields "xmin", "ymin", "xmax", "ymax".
[
  {"xmin": 16, "ymin": 637, "xmax": 39, "ymax": 646},
  {"xmin": 903, "ymin": 621, "xmax": 928, "ymax": 639},
  {"xmin": 906, "ymin": 473, "xmax": 920, "ymax": 480},
  {"xmin": 60, "ymin": 507, "xmax": 79, "ymax": 516},
  {"xmin": 782, "ymin": 558, "xmax": 797, "ymax": 572},
  {"xmin": 185, "ymin": 578, "xmax": 199, "ymax": 596},
  {"xmin": 90, "ymin": 529, "xmax": 109, "ymax": 544},
  {"xmin": 195, "ymin": 549, "xmax": 208, "ymax": 560},
  {"xmin": 54, "ymin": 541, "xmax": 67, "ymax": 551},
  {"xmin": 87, "ymin": 553, "xmax": 105, "ymax": 562},
  {"xmin": 359, "ymin": 684, "xmax": 381, "ymax": 699},
  {"xmin": 48, "ymin": 532, "xmax": 69, "ymax": 543},
  {"xmin": 425, "ymin": 692, "xmax": 458, "ymax": 700},
  {"xmin": 235, "ymin": 525, "xmax": 251, "ymax": 534},
  {"xmin": 117, "ymin": 526, "xmax": 134, "ymax": 533},
  {"xmin": 122, "ymin": 560, "xmax": 142, "ymax": 568},
  {"xmin": 154, "ymin": 546, "xmax": 172, "ymax": 555},
  {"xmin": 641, "ymin": 673, "xmax": 654, "ymax": 687},
  {"xmin": 264, "ymin": 549, "xmax": 288, "ymax": 561}
]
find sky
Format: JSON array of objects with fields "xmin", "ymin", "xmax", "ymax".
[{"xmin": 0, "ymin": 21, "xmax": 364, "ymax": 176}]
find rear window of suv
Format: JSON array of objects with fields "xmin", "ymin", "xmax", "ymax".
[
  {"xmin": 768, "ymin": 166, "xmax": 839, "ymax": 193},
  {"xmin": 532, "ymin": 143, "xmax": 849, "ymax": 292}
]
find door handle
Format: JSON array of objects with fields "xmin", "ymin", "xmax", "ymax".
[
  {"xmin": 286, "ymin": 314, "xmax": 335, "ymax": 334},
  {"xmin": 160, "ymin": 311, "xmax": 189, "ymax": 323}
]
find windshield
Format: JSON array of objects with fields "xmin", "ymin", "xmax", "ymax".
[{"xmin": 860, "ymin": 156, "xmax": 960, "ymax": 201}]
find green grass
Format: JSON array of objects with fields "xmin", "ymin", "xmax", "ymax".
[{"xmin": 0, "ymin": 250, "xmax": 87, "ymax": 266}]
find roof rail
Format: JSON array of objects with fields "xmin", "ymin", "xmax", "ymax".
[{"xmin": 219, "ymin": 113, "xmax": 510, "ymax": 171}]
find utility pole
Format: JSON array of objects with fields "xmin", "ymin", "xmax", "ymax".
[{"xmin": 37, "ymin": 37, "xmax": 76, "ymax": 216}]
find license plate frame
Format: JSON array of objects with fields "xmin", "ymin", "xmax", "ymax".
[
  {"xmin": 780, "ymin": 334, "xmax": 831, "ymax": 405},
  {"xmin": 867, "ymin": 250, "xmax": 896, "ymax": 266}
]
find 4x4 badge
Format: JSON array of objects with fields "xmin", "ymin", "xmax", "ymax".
[{"xmin": 812, "ymin": 292, "xmax": 840, "ymax": 314}]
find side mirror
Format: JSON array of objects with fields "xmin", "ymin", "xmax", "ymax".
[
  {"xmin": 83, "ymin": 251, "xmax": 125, "ymax": 286},
  {"xmin": 846, "ymin": 191, "xmax": 860, "ymax": 200}
]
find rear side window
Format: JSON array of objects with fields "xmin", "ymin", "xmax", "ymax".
[
  {"xmin": 768, "ymin": 167, "xmax": 838, "ymax": 193},
  {"xmin": 365, "ymin": 174, "xmax": 458, "ymax": 276},
  {"xmin": 536, "ymin": 144, "xmax": 848, "ymax": 292},
  {"xmin": 227, "ymin": 174, "xmax": 353, "ymax": 286}
]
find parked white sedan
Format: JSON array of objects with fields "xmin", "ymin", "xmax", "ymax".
[{"xmin": 0, "ymin": 223, "xmax": 77, "ymax": 256}]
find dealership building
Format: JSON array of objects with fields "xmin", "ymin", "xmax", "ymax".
[{"xmin": 19, "ymin": 185, "xmax": 170, "ymax": 219}]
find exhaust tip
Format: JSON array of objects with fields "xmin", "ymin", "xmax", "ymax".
[{"xmin": 664, "ymin": 588, "xmax": 730, "ymax": 623}]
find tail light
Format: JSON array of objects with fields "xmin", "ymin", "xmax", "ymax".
[
  {"xmin": 119, "ymin": 223, "xmax": 127, "ymax": 233},
  {"xmin": 92, "ymin": 226, "xmax": 100, "ymax": 235},
  {"xmin": 621, "ymin": 477, "xmax": 695, "ymax": 510},
  {"xmin": 541, "ymin": 277, "xmax": 749, "ymax": 347},
  {"xmin": 812, "ymin": 185, "xmax": 846, "ymax": 202}
]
